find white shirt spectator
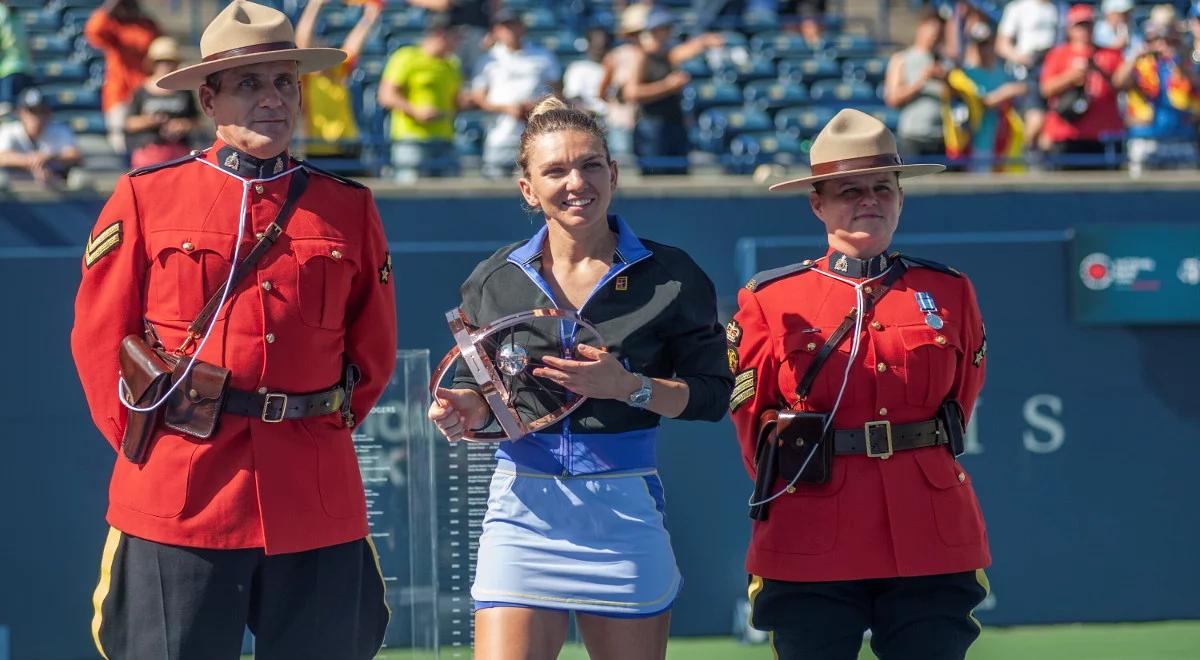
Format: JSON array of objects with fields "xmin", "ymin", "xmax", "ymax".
[
  {"xmin": 0, "ymin": 119, "xmax": 77, "ymax": 159},
  {"xmin": 998, "ymin": 0, "xmax": 1061, "ymax": 59},
  {"xmin": 472, "ymin": 42, "xmax": 561, "ymax": 151},
  {"xmin": 563, "ymin": 59, "xmax": 607, "ymax": 117}
]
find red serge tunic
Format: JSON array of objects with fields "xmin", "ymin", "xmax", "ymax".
[
  {"xmin": 729, "ymin": 249, "xmax": 990, "ymax": 582},
  {"xmin": 71, "ymin": 143, "xmax": 397, "ymax": 554}
]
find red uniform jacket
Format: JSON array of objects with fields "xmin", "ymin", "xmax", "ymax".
[
  {"xmin": 71, "ymin": 143, "xmax": 397, "ymax": 554},
  {"xmin": 730, "ymin": 249, "xmax": 989, "ymax": 582}
]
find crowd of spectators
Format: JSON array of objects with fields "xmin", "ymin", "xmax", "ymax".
[
  {"xmin": 1, "ymin": 0, "xmax": 1200, "ymax": 185},
  {"xmin": 887, "ymin": 0, "xmax": 1200, "ymax": 172}
]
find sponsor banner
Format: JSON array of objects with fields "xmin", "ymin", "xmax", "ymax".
[{"xmin": 1070, "ymin": 224, "xmax": 1200, "ymax": 324}]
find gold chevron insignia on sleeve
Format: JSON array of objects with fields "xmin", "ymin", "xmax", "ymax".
[{"xmin": 84, "ymin": 221, "xmax": 122, "ymax": 268}]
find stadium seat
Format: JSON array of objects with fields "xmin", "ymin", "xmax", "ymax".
[
  {"xmin": 808, "ymin": 80, "xmax": 878, "ymax": 108},
  {"xmin": 20, "ymin": 8, "xmax": 63, "ymax": 34},
  {"xmin": 382, "ymin": 7, "xmax": 426, "ymax": 31},
  {"xmin": 318, "ymin": 6, "xmax": 358, "ymax": 32},
  {"xmin": 357, "ymin": 55, "xmax": 387, "ymax": 80},
  {"xmin": 361, "ymin": 32, "xmax": 388, "ymax": 56},
  {"xmin": 28, "ymin": 34, "xmax": 73, "ymax": 58},
  {"xmin": 454, "ymin": 110, "xmax": 489, "ymax": 157},
  {"xmin": 843, "ymin": 57, "xmax": 887, "ymax": 84},
  {"xmin": 776, "ymin": 105, "xmax": 838, "ymax": 139},
  {"xmin": 5, "ymin": 0, "xmax": 46, "ymax": 9},
  {"xmin": 61, "ymin": 8, "xmax": 93, "ymax": 32},
  {"xmin": 33, "ymin": 61, "xmax": 87, "ymax": 85},
  {"xmin": 386, "ymin": 31, "xmax": 424, "ymax": 54},
  {"xmin": 533, "ymin": 30, "xmax": 582, "ymax": 58},
  {"xmin": 57, "ymin": 109, "xmax": 107, "ymax": 135},
  {"xmin": 777, "ymin": 57, "xmax": 841, "ymax": 85},
  {"xmin": 523, "ymin": 8, "xmax": 559, "ymax": 30},
  {"xmin": 680, "ymin": 56, "xmax": 712, "ymax": 78},
  {"xmin": 728, "ymin": 129, "xmax": 804, "ymax": 173},
  {"xmin": 858, "ymin": 105, "xmax": 900, "ymax": 132},
  {"xmin": 743, "ymin": 80, "xmax": 808, "ymax": 114},
  {"xmin": 696, "ymin": 105, "xmax": 771, "ymax": 153},
  {"xmin": 41, "ymin": 83, "xmax": 100, "ymax": 111},
  {"xmin": 714, "ymin": 56, "xmax": 776, "ymax": 85},
  {"xmin": 749, "ymin": 32, "xmax": 815, "ymax": 60},
  {"xmin": 829, "ymin": 34, "xmax": 878, "ymax": 59},
  {"xmin": 681, "ymin": 79, "xmax": 742, "ymax": 114}
]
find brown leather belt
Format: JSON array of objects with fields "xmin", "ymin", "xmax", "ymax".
[
  {"xmin": 833, "ymin": 419, "xmax": 946, "ymax": 459},
  {"xmin": 224, "ymin": 385, "xmax": 346, "ymax": 423}
]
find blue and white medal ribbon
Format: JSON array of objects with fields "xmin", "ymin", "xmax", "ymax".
[{"xmin": 915, "ymin": 291, "xmax": 944, "ymax": 329}]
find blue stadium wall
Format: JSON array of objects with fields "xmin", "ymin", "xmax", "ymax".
[{"xmin": 1, "ymin": 186, "xmax": 1197, "ymax": 659}]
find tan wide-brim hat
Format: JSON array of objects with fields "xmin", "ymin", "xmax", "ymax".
[
  {"xmin": 147, "ymin": 36, "xmax": 182, "ymax": 63},
  {"xmin": 157, "ymin": 0, "xmax": 345, "ymax": 91},
  {"xmin": 769, "ymin": 108, "xmax": 945, "ymax": 192},
  {"xmin": 618, "ymin": 4, "xmax": 650, "ymax": 36}
]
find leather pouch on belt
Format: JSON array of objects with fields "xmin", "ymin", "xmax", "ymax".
[
  {"xmin": 118, "ymin": 335, "xmax": 174, "ymax": 464},
  {"xmin": 164, "ymin": 356, "xmax": 231, "ymax": 439},
  {"xmin": 774, "ymin": 410, "xmax": 833, "ymax": 485}
]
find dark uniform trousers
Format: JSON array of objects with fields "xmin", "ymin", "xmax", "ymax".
[
  {"xmin": 750, "ymin": 571, "xmax": 988, "ymax": 660},
  {"xmin": 93, "ymin": 530, "xmax": 388, "ymax": 660}
]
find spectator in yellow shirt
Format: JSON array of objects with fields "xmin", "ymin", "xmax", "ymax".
[
  {"xmin": 295, "ymin": 0, "xmax": 381, "ymax": 159},
  {"xmin": 378, "ymin": 13, "xmax": 464, "ymax": 182}
]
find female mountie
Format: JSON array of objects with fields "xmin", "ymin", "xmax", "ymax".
[{"xmin": 731, "ymin": 108, "xmax": 991, "ymax": 660}]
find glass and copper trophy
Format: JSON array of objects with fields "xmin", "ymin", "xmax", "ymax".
[{"xmin": 429, "ymin": 307, "xmax": 606, "ymax": 441}]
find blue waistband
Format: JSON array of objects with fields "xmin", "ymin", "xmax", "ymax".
[{"xmin": 494, "ymin": 428, "xmax": 659, "ymax": 476}]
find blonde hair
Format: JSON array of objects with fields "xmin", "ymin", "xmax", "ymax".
[{"xmin": 516, "ymin": 95, "xmax": 610, "ymax": 175}]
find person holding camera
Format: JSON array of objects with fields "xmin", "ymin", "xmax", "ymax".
[
  {"xmin": 730, "ymin": 108, "xmax": 991, "ymax": 660},
  {"xmin": 1039, "ymin": 4, "xmax": 1132, "ymax": 169},
  {"xmin": 1116, "ymin": 5, "xmax": 1200, "ymax": 177}
]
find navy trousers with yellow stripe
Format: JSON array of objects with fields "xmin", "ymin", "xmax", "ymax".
[
  {"xmin": 748, "ymin": 570, "xmax": 989, "ymax": 660},
  {"xmin": 92, "ymin": 529, "xmax": 389, "ymax": 660}
]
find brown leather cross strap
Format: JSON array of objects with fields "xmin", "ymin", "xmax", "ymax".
[
  {"xmin": 795, "ymin": 259, "xmax": 907, "ymax": 401},
  {"xmin": 182, "ymin": 168, "xmax": 309, "ymax": 345}
]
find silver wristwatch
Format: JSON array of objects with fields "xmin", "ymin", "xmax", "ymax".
[{"xmin": 627, "ymin": 373, "xmax": 653, "ymax": 408}]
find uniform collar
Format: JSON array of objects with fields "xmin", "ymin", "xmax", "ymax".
[
  {"xmin": 825, "ymin": 248, "xmax": 892, "ymax": 278},
  {"xmin": 208, "ymin": 140, "xmax": 291, "ymax": 180},
  {"xmin": 509, "ymin": 215, "xmax": 652, "ymax": 266}
]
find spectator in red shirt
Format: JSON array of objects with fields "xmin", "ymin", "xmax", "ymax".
[
  {"xmin": 85, "ymin": 0, "xmax": 160, "ymax": 156},
  {"xmin": 1039, "ymin": 4, "xmax": 1132, "ymax": 169}
]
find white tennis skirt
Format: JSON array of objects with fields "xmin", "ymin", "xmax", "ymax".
[{"xmin": 471, "ymin": 465, "xmax": 682, "ymax": 617}]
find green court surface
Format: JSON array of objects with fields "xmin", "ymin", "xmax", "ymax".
[{"xmin": 330, "ymin": 620, "xmax": 1200, "ymax": 659}]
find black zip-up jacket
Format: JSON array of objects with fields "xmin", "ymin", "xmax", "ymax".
[{"xmin": 454, "ymin": 216, "xmax": 733, "ymax": 474}]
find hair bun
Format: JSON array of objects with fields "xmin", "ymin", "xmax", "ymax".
[{"xmin": 528, "ymin": 95, "xmax": 569, "ymax": 119}]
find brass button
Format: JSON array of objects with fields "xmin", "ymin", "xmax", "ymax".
[
  {"xmin": 878, "ymin": 407, "xmax": 888, "ymax": 416},
  {"xmin": 863, "ymin": 285, "xmax": 873, "ymax": 294},
  {"xmin": 801, "ymin": 259, "xmax": 813, "ymax": 266},
  {"xmin": 265, "ymin": 333, "xmax": 276, "ymax": 344},
  {"xmin": 871, "ymin": 321, "xmax": 883, "ymax": 330},
  {"xmin": 935, "ymin": 335, "xmax": 947, "ymax": 345},
  {"xmin": 806, "ymin": 341, "xmax": 817, "ymax": 352},
  {"xmin": 876, "ymin": 362, "xmax": 887, "ymax": 373},
  {"xmin": 785, "ymin": 486, "xmax": 796, "ymax": 494},
  {"xmin": 255, "ymin": 231, "xmax": 265, "ymax": 240},
  {"xmin": 330, "ymin": 249, "xmax": 343, "ymax": 260},
  {"xmin": 261, "ymin": 281, "xmax": 273, "ymax": 291},
  {"xmin": 257, "ymin": 387, "xmax": 268, "ymax": 394},
  {"xmin": 181, "ymin": 241, "xmax": 194, "ymax": 251},
  {"xmin": 957, "ymin": 472, "xmax": 966, "ymax": 483},
  {"xmin": 188, "ymin": 388, "xmax": 198, "ymax": 398},
  {"xmin": 254, "ymin": 184, "xmax": 264, "ymax": 194}
]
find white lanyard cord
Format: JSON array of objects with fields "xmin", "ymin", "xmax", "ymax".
[
  {"xmin": 747, "ymin": 264, "xmax": 893, "ymax": 508},
  {"xmin": 117, "ymin": 163, "xmax": 302, "ymax": 413}
]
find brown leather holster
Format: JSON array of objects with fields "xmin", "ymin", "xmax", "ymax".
[
  {"xmin": 749, "ymin": 409, "xmax": 832, "ymax": 521},
  {"xmin": 118, "ymin": 335, "xmax": 231, "ymax": 464}
]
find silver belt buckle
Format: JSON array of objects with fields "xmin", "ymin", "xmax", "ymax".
[
  {"xmin": 261, "ymin": 392, "xmax": 288, "ymax": 423},
  {"xmin": 864, "ymin": 420, "xmax": 893, "ymax": 459}
]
